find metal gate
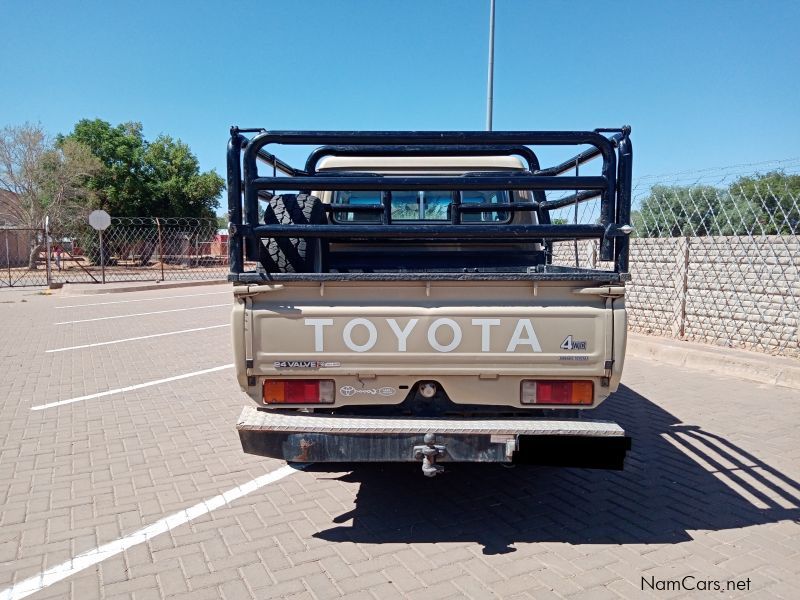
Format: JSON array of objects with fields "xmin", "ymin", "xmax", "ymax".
[{"xmin": 0, "ymin": 227, "xmax": 49, "ymax": 287}]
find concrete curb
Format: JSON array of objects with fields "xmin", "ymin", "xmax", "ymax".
[
  {"xmin": 627, "ymin": 333, "xmax": 800, "ymax": 390},
  {"xmin": 55, "ymin": 279, "xmax": 228, "ymax": 296}
]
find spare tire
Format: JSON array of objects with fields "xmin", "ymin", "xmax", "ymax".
[{"xmin": 260, "ymin": 194, "xmax": 327, "ymax": 273}]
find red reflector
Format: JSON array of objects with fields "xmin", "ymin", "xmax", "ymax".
[
  {"xmin": 262, "ymin": 379, "xmax": 335, "ymax": 404},
  {"xmin": 536, "ymin": 381, "xmax": 574, "ymax": 404},
  {"xmin": 286, "ymin": 380, "xmax": 320, "ymax": 403}
]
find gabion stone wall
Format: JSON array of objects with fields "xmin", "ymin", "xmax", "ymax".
[
  {"xmin": 552, "ymin": 234, "xmax": 799, "ymax": 358},
  {"xmin": 681, "ymin": 235, "xmax": 799, "ymax": 356}
]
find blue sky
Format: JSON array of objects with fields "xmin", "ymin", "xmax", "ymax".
[{"xmin": 2, "ymin": 0, "xmax": 798, "ymax": 214}]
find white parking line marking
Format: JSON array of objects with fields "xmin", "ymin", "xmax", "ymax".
[
  {"xmin": 31, "ymin": 364, "xmax": 234, "ymax": 410},
  {"xmin": 0, "ymin": 464, "xmax": 305, "ymax": 600},
  {"xmin": 54, "ymin": 303, "xmax": 228, "ymax": 325},
  {"xmin": 46, "ymin": 324, "xmax": 228, "ymax": 353},
  {"xmin": 56, "ymin": 290, "xmax": 228, "ymax": 308}
]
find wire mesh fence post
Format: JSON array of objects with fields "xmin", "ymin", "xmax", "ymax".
[
  {"xmin": 678, "ymin": 236, "xmax": 690, "ymax": 338},
  {"xmin": 156, "ymin": 217, "xmax": 165, "ymax": 281},
  {"xmin": 99, "ymin": 229, "xmax": 105, "ymax": 284},
  {"xmin": 670, "ymin": 237, "xmax": 686, "ymax": 339},
  {"xmin": 44, "ymin": 217, "xmax": 52, "ymax": 287},
  {"xmin": 4, "ymin": 230, "xmax": 10, "ymax": 287},
  {"xmin": 573, "ymin": 159, "xmax": 580, "ymax": 267}
]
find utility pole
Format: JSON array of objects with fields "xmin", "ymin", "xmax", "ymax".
[{"xmin": 486, "ymin": 0, "xmax": 496, "ymax": 131}]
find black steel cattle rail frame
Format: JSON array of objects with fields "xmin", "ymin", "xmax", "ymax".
[{"xmin": 227, "ymin": 128, "xmax": 633, "ymax": 281}]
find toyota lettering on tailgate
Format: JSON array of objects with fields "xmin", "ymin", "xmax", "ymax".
[{"xmin": 303, "ymin": 317, "xmax": 543, "ymax": 353}]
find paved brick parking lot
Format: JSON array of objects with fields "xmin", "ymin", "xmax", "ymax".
[{"xmin": 1, "ymin": 283, "xmax": 798, "ymax": 600}]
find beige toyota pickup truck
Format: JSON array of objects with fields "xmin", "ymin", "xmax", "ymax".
[{"xmin": 227, "ymin": 128, "xmax": 633, "ymax": 475}]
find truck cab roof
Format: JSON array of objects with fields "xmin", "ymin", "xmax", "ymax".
[{"xmin": 316, "ymin": 154, "xmax": 527, "ymax": 174}]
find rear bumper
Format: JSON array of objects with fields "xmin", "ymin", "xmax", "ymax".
[{"xmin": 237, "ymin": 407, "xmax": 632, "ymax": 469}]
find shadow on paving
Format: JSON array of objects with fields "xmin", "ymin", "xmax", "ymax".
[{"xmin": 308, "ymin": 385, "xmax": 800, "ymax": 555}]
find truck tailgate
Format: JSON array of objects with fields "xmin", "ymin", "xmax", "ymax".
[{"xmin": 239, "ymin": 280, "xmax": 616, "ymax": 378}]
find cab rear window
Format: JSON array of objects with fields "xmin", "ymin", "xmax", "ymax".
[{"xmin": 332, "ymin": 190, "xmax": 511, "ymax": 223}]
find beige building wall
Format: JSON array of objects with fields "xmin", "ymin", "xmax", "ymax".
[{"xmin": 0, "ymin": 228, "xmax": 33, "ymax": 268}]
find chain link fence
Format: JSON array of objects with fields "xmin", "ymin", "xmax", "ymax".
[
  {"xmin": 551, "ymin": 158, "xmax": 800, "ymax": 357},
  {"xmin": 1, "ymin": 217, "xmax": 237, "ymax": 287}
]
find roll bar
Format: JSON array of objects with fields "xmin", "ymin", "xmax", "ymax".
[{"xmin": 227, "ymin": 127, "xmax": 632, "ymax": 278}]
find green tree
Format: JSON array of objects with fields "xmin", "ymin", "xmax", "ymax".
[
  {"xmin": 144, "ymin": 135, "xmax": 222, "ymax": 219},
  {"xmin": 59, "ymin": 120, "xmax": 150, "ymax": 216},
  {"xmin": 61, "ymin": 119, "xmax": 223, "ymax": 219},
  {"xmin": 634, "ymin": 184, "xmax": 727, "ymax": 237},
  {"xmin": 633, "ymin": 174, "xmax": 800, "ymax": 238},
  {"xmin": 0, "ymin": 123, "xmax": 100, "ymax": 267},
  {"xmin": 727, "ymin": 171, "xmax": 800, "ymax": 235}
]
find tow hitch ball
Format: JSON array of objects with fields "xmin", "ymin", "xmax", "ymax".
[{"xmin": 414, "ymin": 433, "xmax": 446, "ymax": 477}]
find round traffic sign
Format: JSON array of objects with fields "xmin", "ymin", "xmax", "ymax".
[{"xmin": 88, "ymin": 210, "xmax": 111, "ymax": 231}]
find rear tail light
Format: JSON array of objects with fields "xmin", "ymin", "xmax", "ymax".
[
  {"xmin": 263, "ymin": 379, "xmax": 335, "ymax": 404},
  {"xmin": 521, "ymin": 380, "xmax": 593, "ymax": 405}
]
